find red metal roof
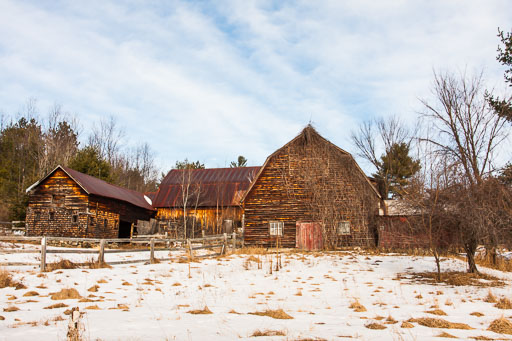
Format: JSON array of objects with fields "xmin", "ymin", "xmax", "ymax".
[
  {"xmin": 153, "ymin": 167, "xmax": 260, "ymax": 208},
  {"xmin": 27, "ymin": 165, "xmax": 154, "ymax": 211}
]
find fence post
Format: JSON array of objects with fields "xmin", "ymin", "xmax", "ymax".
[
  {"xmin": 40, "ymin": 237, "xmax": 46, "ymax": 272},
  {"xmin": 187, "ymin": 239, "xmax": 193, "ymax": 259},
  {"xmin": 130, "ymin": 223, "xmax": 134, "ymax": 239},
  {"xmin": 150, "ymin": 239, "xmax": 155, "ymax": 264},
  {"xmin": 223, "ymin": 233, "xmax": 228, "ymax": 255},
  {"xmin": 232, "ymin": 232, "xmax": 236, "ymax": 250},
  {"xmin": 98, "ymin": 239, "xmax": 105, "ymax": 264}
]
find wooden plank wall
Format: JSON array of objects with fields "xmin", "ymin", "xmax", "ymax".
[
  {"xmin": 244, "ymin": 134, "xmax": 379, "ymax": 248},
  {"xmin": 26, "ymin": 169, "xmax": 90, "ymax": 237},
  {"xmin": 156, "ymin": 206, "xmax": 242, "ymax": 237}
]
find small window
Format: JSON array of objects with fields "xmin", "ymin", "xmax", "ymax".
[
  {"xmin": 35, "ymin": 212, "xmax": 41, "ymax": 221},
  {"xmin": 72, "ymin": 214, "xmax": 78, "ymax": 224},
  {"xmin": 104, "ymin": 219, "xmax": 108, "ymax": 229},
  {"xmin": 90, "ymin": 217, "xmax": 95, "ymax": 225},
  {"xmin": 49, "ymin": 212, "xmax": 55, "ymax": 220},
  {"xmin": 269, "ymin": 221, "xmax": 284, "ymax": 236},
  {"xmin": 337, "ymin": 221, "xmax": 351, "ymax": 235}
]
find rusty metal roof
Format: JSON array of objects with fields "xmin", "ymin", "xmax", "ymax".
[
  {"xmin": 153, "ymin": 167, "xmax": 260, "ymax": 208},
  {"xmin": 27, "ymin": 165, "xmax": 154, "ymax": 211}
]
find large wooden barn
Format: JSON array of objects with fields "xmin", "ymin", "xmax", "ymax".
[
  {"xmin": 242, "ymin": 126, "xmax": 381, "ymax": 248},
  {"xmin": 152, "ymin": 167, "xmax": 260, "ymax": 238},
  {"xmin": 25, "ymin": 166, "xmax": 154, "ymax": 238}
]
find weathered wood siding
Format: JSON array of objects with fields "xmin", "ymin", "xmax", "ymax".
[
  {"xmin": 156, "ymin": 206, "xmax": 243, "ymax": 237},
  {"xmin": 244, "ymin": 132, "xmax": 379, "ymax": 248},
  {"xmin": 26, "ymin": 169, "xmax": 154, "ymax": 238},
  {"xmin": 26, "ymin": 169, "xmax": 90, "ymax": 237}
]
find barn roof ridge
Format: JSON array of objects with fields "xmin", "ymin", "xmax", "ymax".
[
  {"xmin": 241, "ymin": 125, "xmax": 381, "ymax": 202},
  {"xmin": 26, "ymin": 165, "xmax": 154, "ymax": 211}
]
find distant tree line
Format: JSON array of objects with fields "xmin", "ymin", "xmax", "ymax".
[{"xmin": 0, "ymin": 100, "xmax": 159, "ymax": 221}]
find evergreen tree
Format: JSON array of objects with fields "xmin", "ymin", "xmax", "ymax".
[
  {"xmin": 373, "ymin": 142, "xmax": 420, "ymax": 198},
  {"xmin": 174, "ymin": 158, "xmax": 205, "ymax": 170},
  {"xmin": 69, "ymin": 146, "xmax": 112, "ymax": 182},
  {"xmin": 230, "ymin": 155, "xmax": 247, "ymax": 168},
  {"xmin": 488, "ymin": 28, "xmax": 512, "ymax": 121}
]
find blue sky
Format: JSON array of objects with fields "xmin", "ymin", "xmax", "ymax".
[{"xmin": 0, "ymin": 0, "xmax": 511, "ymax": 173}]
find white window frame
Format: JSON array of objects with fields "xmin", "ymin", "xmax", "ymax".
[
  {"xmin": 269, "ymin": 221, "xmax": 284, "ymax": 236},
  {"xmin": 337, "ymin": 221, "xmax": 351, "ymax": 235}
]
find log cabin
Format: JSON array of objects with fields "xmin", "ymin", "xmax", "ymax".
[
  {"xmin": 152, "ymin": 167, "xmax": 260, "ymax": 238},
  {"xmin": 25, "ymin": 165, "xmax": 154, "ymax": 238},
  {"xmin": 241, "ymin": 125, "xmax": 381, "ymax": 249}
]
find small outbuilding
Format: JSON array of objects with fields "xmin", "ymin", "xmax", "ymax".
[{"xmin": 25, "ymin": 165, "xmax": 154, "ymax": 238}]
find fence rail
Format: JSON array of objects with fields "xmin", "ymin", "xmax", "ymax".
[{"xmin": 0, "ymin": 232, "xmax": 240, "ymax": 271}]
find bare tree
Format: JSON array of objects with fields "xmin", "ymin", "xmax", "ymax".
[
  {"xmin": 421, "ymin": 69, "xmax": 510, "ymax": 273},
  {"xmin": 88, "ymin": 115, "xmax": 124, "ymax": 166},
  {"xmin": 351, "ymin": 115, "xmax": 418, "ymax": 199}
]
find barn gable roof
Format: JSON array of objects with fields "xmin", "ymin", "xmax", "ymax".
[
  {"xmin": 153, "ymin": 167, "xmax": 260, "ymax": 208},
  {"xmin": 26, "ymin": 165, "xmax": 154, "ymax": 211},
  {"xmin": 241, "ymin": 125, "xmax": 381, "ymax": 202}
]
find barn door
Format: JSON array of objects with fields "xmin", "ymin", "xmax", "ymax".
[{"xmin": 296, "ymin": 222, "xmax": 323, "ymax": 251}]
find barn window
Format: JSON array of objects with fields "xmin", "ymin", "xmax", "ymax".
[
  {"xmin": 90, "ymin": 217, "xmax": 95, "ymax": 225},
  {"xmin": 269, "ymin": 221, "xmax": 284, "ymax": 236},
  {"xmin": 337, "ymin": 221, "xmax": 351, "ymax": 235},
  {"xmin": 104, "ymin": 219, "xmax": 108, "ymax": 229},
  {"xmin": 71, "ymin": 214, "xmax": 78, "ymax": 224},
  {"xmin": 35, "ymin": 212, "xmax": 41, "ymax": 221},
  {"xmin": 49, "ymin": 212, "xmax": 55, "ymax": 220}
]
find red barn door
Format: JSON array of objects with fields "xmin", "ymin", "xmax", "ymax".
[{"xmin": 296, "ymin": 222, "xmax": 323, "ymax": 250}]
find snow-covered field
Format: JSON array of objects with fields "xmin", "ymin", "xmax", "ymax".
[{"xmin": 1, "ymin": 244, "xmax": 512, "ymax": 340}]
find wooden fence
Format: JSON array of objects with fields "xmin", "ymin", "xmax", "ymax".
[
  {"xmin": 0, "ymin": 221, "xmax": 26, "ymax": 236},
  {"xmin": 0, "ymin": 232, "xmax": 240, "ymax": 272}
]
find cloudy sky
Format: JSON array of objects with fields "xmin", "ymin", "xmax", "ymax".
[{"xmin": 0, "ymin": 1, "xmax": 511, "ymax": 173}]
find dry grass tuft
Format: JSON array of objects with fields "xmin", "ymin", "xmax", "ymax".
[
  {"xmin": 88, "ymin": 285, "xmax": 99, "ymax": 292},
  {"xmin": 487, "ymin": 317, "xmax": 512, "ymax": 334},
  {"xmin": 228, "ymin": 309, "xmax": 241, "ymax": 314},
  {"xmin": 408, "ymin": 318, "xmax": 472, "ymax": 330},
  {"xmin": 249, "ymin": 309, "xmax": 293, "ymax": 319},
  {"xmin": 251, "ymin": 329, "xmax": 286, "ymax": 337},
  {"xmin": 412, "ymin": 271, "xmax": 504, "ymax": 287},
  {"xmin": 470, "ymin": 336, "xmax": 493, "ymax": 340},
  {"xmin": 236, "ymin": 247, "xmax": 267, "ymax": 255},
  {"xmin": 187, "ymin": 306, "xmax": 213, "ymax": 315},
  {"xmin": 485, "ymin": 291, "xmax": 497, "ymax": 303},
  {"xmin": 46, "ymin": 259, "xmax": 78, "ymax": 272},
  {"xmin": 349, "ymin": 300, "xmax": 367, "ymax": 312},
  {"xmin": 496, "ymin": 297, "xmax": 512, "ymax": 309},
  {"xmin": 401, "ymin": 321, "xmax": 415, "ymax": 328},
  {"xmin": 0, "ymin": 268, "xmax": 23, "ymax": 289},
  {"xmin": 470, "ymin": 312, "xmax": 484, "ymax": 317},
  {"xmin": 23, "ymin": 291, "xmax": 39, "ymax": 297},
  {"xmin": 85, "ymin": 260, "xmax": 112, "ymax": 269},
  {"xmin": 50, "ymin": 288, "xmax": 82, "ymax": 300},
  {"xmin": 437, "ymin": 331, "xmax": 457, "ymax": 338},
  {"xmin": 3, "ymin": 306, "xmax": 19, "ymax": 312},
  {"xmin": 246, "ymin": 255, "xmax": 260, "ymax": 263},
  {"xmin": 426, "ymin": 309, "xmax": 448, "ymax": 316},
  {"xmin": 365, "ymin": 322, "xmax": 386, "ymax": 330},
  {"xmin": 44, "ymin": 303, "xmax": 68, "ymax": 309},
  {"xmin": 86, "ymin": 305, "xmax": 101, "ymax": 310},
  {"xmin": 97, "ymin": 279, "xmax": 108, "ymax": 284}
]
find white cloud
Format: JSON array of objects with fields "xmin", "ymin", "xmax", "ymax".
[{"xmin": 0, "ymin": 0, "xmax": 510, "ymax": 173}]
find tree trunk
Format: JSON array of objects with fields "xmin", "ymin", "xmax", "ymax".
[
  {"xmin": 464, "ymin": 241, "xmax": 479, "ymax": 273},
  {"xmin": 433, "ymin": 249, "xmax": 441, "ymax": 281}
]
